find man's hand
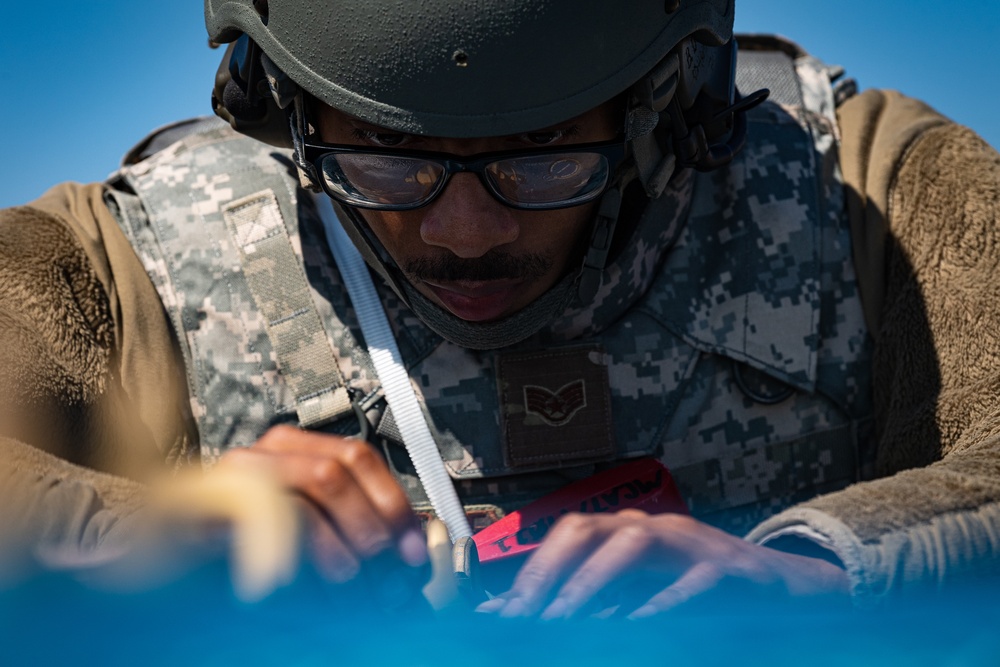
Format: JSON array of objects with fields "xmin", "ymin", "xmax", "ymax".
[
  {"xmin": 219, "ymin": 425, "xmax": 427, "ymax": 584},
  {"xmin": 476, "ymin": 510, "xmax": 849, "ymax": 620}
]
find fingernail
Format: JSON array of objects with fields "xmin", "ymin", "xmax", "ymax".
[
  {"xmin": 398, "ymin": 528, "xmax": 428, "ymax": 567},
  {"xmin": 540, "ymin": 598, "xmax": 570, "ymax": 621},
  {"xmin": 499, "ymin": 598, "xmax": 528, "ymax": 618},
  {"xmin": 627, "ymin": 604, "xmax": 657, "ymax": 620},
  {"xmin": 329, "ymin": 561, "xmax": 360, "ymax": 584},
  {"xmin": 475, "ymin": 597, "xmax": 507, "ymax": 614}
]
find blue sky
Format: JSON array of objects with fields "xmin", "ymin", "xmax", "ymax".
[{"xmin": 1, "ymin": 1, "xmax": 997, "ymax": 208}]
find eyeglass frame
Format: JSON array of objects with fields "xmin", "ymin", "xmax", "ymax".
[{"xmin": 302, "ymin": 136, "xmax": 629, "ymax": 211}]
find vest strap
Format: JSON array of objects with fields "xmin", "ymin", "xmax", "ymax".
[
  {"xmin": 315, "ymin": 193, "xmax": 474, "ymax": 543},
  {"xmin": 223, "ymin": 189, "xmax": 353, "ymax": 427}
]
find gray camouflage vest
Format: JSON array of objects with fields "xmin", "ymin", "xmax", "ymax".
[{"xmin": 108, "ymin": 43, "xmax": 872, "ymax": 536}]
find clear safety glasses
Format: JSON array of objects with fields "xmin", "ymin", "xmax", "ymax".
[{"xmin": 303, "ymin": 138, "xmax": 627, "ymax": 211}]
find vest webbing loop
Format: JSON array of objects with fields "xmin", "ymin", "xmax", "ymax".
[{"xmin": 223, "ymin": 189, "xmax": 353, "ymax": 427}]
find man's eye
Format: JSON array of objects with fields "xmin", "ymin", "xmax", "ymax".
[
  {"xmin": 523, "ymin": 125, "xmax": 580, "ymax": 146},
  {"xmin": 351, "ymin": 129, "xmax": 407, "ymax": 147},
  {"xmin": 525, "ymin": 131, "xmax": 564, "ymax": 146}
]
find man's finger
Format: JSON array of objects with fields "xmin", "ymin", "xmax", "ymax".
[
  {"xmin": 229, "ymin": 444, "xmax": 399, "ymax": 561},
  {"xmin": 301, "ymin": 500, "xmax": 361, "ymax": 583},
  {"xmin": 539, "ymin": 522, "xmax": 654, "ymax": 620},
  {"xmin": 490, "ymin": 513, "xmax": 608, "ymax": 618},
  {"xmin": 293, "ymin": 455, "xmax": 401, "ymax": 561},
  {"xmin": 251, "ymin": 427, "xmax": 424, "ymax": 565},
  {"xmin": 626, "ymin": 562, "xmax": 724, "ymax": 619},
  {"xmin": 326, "ymin": 437, "xmax": 422, "ymax": 542}
]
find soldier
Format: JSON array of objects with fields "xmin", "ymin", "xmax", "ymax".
[{"xmin": 1, "ymin": 0, "xmax": 998, "ymax": 619}]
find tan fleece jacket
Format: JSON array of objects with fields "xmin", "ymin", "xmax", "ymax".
[
  {"xmin": 0, "ymin": 184, "xmax": 192, "ymax": 560},
  {"xmin": 1, "ymin": 90, "xmax": 998, "ymax": 601},
  {"xmin": 749, "ymin": 90, "xmax": 1000, "ymax": 603}
]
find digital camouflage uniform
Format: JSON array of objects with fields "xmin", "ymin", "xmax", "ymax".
[
  {"xmin": 1, "ymin": 41, "xmax": 999, "ymax": 605},
  {"xmin": 102, "ymin": 44, "xmax": 869, "ymax": 539}
]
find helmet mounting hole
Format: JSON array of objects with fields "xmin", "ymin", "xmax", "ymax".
[
  {"xmin": 253, "ymin": 0, "xmax": 269, "ymax": 24},
  {"xmin": 452, "ymin": 50, "xmax": 469, "ymax": 67}
]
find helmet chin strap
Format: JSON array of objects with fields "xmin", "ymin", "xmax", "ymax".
[{"xmin": 577, "ymin": 185, "xmax": 625, "ymax": 304}]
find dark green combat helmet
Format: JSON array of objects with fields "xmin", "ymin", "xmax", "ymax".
[{"xmin": 205, "ymin": 0, "xmax": 767, "ymax": 348}]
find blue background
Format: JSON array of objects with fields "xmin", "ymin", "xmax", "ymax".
[{"xmin": 1, "ymin": 1, "xmax": 997, "ymax": 208}]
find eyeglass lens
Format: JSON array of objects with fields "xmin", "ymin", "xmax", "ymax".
[{"xmin": 319, "ymin": 151, "xmax": 610, "ymax": 208}]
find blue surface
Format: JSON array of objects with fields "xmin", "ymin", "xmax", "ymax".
[
  {"xmin": 1, "ymin": 2, "xmax": 997, "ymax": 208},
  {"xmin": 2, "ymin": 558, "xmax": 999, "ymax": 666}
]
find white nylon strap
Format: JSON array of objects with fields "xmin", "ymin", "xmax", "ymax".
[{"xmin": 314, "ymin": 194, "xmax": 473, "ymax": 542}]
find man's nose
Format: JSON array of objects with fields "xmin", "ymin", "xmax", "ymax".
[{"xmin": 419, "ymin": 173, "xmax": 519, "ymax": 258}]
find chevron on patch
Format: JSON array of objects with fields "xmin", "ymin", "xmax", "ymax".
[{"xmin": 523, "ymin": 379, "xmax": 587, "ymax": 426}]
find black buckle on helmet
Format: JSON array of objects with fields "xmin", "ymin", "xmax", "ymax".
[
  {"xmin": 670, "ymin": 86, "xmax": 770, "ymax": 171},
  {"xmin": 669, "ymin": 38, "xmax": 770, "ymax": 171},
  {"xmin": 637, "ymin": 38, "xmax": 771, "ymax": 173}
]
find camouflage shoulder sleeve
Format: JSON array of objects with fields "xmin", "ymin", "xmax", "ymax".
[
  {"xmin": 2, "ymin": 183, "xmax": 193, "ymax": 471},
  {"xmin": 748, "ymin": 105, "xmax": 1000, "ymax": 605}
]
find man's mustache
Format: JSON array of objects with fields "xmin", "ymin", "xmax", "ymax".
[{"xmin": 404, "ymin": 250, "xmax": 551, "ymax": 283}]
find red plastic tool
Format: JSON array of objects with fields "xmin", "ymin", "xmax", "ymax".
[{"xmin": 472, "ymin": 458, "xmax": 688, "ymax": 564}]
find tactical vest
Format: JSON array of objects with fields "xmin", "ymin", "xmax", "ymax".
[{"xmin": 107, "ymin": 40, "xmax": 872, "ymax": 536}]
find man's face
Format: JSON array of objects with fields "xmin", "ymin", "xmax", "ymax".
[{"xmin": 315, "ymin": 101, "xmax": 620, "ymax": 322}]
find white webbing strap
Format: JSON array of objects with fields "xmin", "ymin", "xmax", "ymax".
[{"xmin": 314, "ymin": 194, "xmax": 473, "ymax": 542}]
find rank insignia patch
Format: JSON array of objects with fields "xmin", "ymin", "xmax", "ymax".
[{"xmin": 497, "ymin": 345, "xmax": 615, "ymax": 469}]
